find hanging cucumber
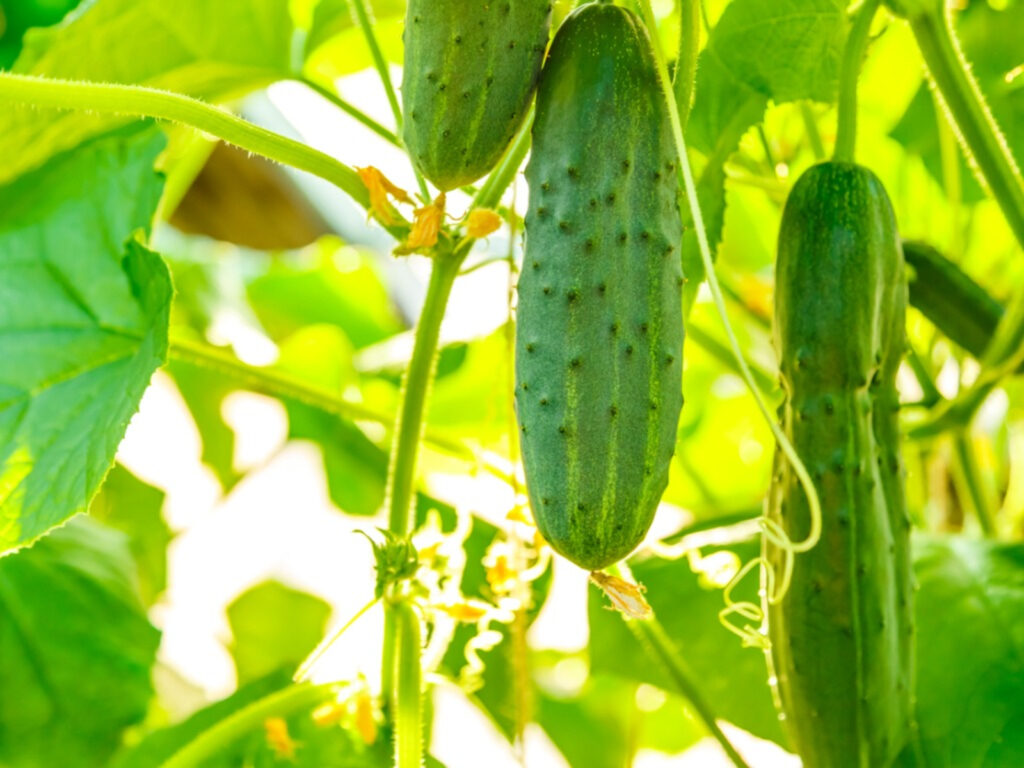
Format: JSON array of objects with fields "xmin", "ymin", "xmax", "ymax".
[
  {"xmin": 401, "ymin": 0, "xmax": 551, "ymax": 191},
  {"xmin": 515, "ymin": 3, "xmax": 684, "ymax": 572},
  {"xmin": 768, "ymin": 161, "xmax": 914, "ymax": 767}
]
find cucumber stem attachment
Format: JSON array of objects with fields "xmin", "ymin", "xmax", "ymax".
[{"xmin": 833, "ymin": 0, "xmax": 882, "ymax": 163}]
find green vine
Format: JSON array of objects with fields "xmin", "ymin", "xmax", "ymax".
[
  {"xmin": 158, "ymin": 683, "xmax": 338, "ymax": 768},
  {"xmin": 0, "ymin": 73, "xmax": 389, "ymax": 223},
  {"xmin": 634, "ymin": 0, "xmax": 822, "ymax": 650}
]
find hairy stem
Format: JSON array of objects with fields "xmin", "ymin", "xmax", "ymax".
[
  {"xmin": 158, "ymin": 683, "xmax": 337, "ymax": 768},
  {"xmin": 393, "ymin": 602, "xmax": 424, "ymax": 768},
  {"xmin": 833, "ymin": 0, "xmax": 881, "ymax": 163},
  {"xmin": 0, "ymin": 73, "xmax": 381, "ymax": 219},
  {"xmin": 908, "ymin": 7, "xmax": 1024, "ymax": 249}
]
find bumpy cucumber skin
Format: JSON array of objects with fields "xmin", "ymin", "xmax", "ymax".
[
  {"xmin": 516, "ymin": 4, "xmax": 684, "ymax": 572},
  {"xmin": 401, "ymin": 0, "xmax": 551, "ymax": 191},
  {"xmin": 768, "ymin": 163, "xmax": 914, "ymax": 768}
]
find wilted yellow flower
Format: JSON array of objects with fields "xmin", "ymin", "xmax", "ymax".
[
  {"xmin": 357, "ymin": 166, "xmax": 409, "ymax": 226},
  {"xmin": 438, "ymin": 600, "xmax": 490, "ymax": 622},
  {"xmin": 466, "ymin": 208, "xmax": 503, "ymax": 239},
  {"xmin": 590, "ymin": 571, "xmax": 652, "ymax": 619},
  {"xmin": 353, "ymin": 690, "xmax": 378, "ymax": 745},
  {"xmin": 403, "ymin": 192, "xmax": 447, "ymax": 251}
]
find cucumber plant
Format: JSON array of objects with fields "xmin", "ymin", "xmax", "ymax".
[{"xmin": 0, "ymin": 1, "xmax": 1022, "ymax": 767}]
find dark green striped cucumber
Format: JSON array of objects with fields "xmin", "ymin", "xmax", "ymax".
[
  {"xmin": 515, "ymin": 4, "xmax": 684, "ymax": 572},
  {"xmin": 768, "ymin": 162, "xmax": 914, "ymax": 767},
  {"xmin": 401, "ymin": 0, "xmax": 551, "ymax": 191},
  {"xmin": 905, "ymin": 240, "xmax": 1005, "ymax": 361}
]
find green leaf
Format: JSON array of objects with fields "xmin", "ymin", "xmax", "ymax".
[
  {"xmin": 0, "ymin": 129, "xmax": 171, "ymax": 552},
  {"xmin": 682, "ymin": 0, "xmax": 847, "ymax": 313},
  {"xmin": 909, "ymin": 535, "xmax": 1024, "ymax": 767},
  {"xmin": 0, "ymin": 0, "xmax": 81, "ymax": 67},
  {"xmin": 89, "ymin": 464, "xmax": 171, "ymax": 606},
  {"xmin": 227, "ymin": 580, "xmax": 332, "ymax": 685},
  {"xmin": 0, "ymin": 0, "xmax": 295, "ymax": 184},
  {"xmin": 588, "ymin": 542, "xmax": 787, "ymax": 746},
  {"xmin": 304, "ymin": 0, "xmax": 404, "ymax": 59},
  {"xmin": 246, "ymin": 241, "xmax": 402, "ymax": 350},
  {"xmin": 0, "ymin": 517, "xmax": 160, "ymax": 768},
  {"xmin": 170, "ymin": 359, "xmax": 242, "ymax": 492}
]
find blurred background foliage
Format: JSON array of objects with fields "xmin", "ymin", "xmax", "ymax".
[{"xmin": 0, "ymin": 0, "xmax": 1022, "ymax": 766}]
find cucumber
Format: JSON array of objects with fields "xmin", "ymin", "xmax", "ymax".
[
  {"xmin": 401, "ymin": 0, "xmax": 551, "ymax": 191},
  {"xmin": 905, "ymin": 240, "xmax": 1004, "ymax": 361},
  {"xmin": 768, "ymin": 162, "xmax": 914, "ymax": 767},
  {"xmin": 515, "ymin": 4, "xmax": 684, "ymax": 572}
]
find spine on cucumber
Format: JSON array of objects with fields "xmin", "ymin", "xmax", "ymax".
[
  {"xmin": 401, "ymin": 0, "xmax": 551, "ymax": 191},
  {"xmin": 516, "ymin": 4, "xmax": 684, "ymax": 572},
  {"xmin": 768, "ymin": 162, "xmax": 914, "ymax": 767}
]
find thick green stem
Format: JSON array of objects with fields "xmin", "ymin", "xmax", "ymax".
[
  {"xmin": 0, "ymin": 73, "xmax": 378, "ymax": 216},
  {"xmin": 385, "ymin": 256, "xmax": 462, "ymax": 535},
  {"xmin": 627, "ymin": 619, "xmax": 750, "ymax": 768},
  {"xmin": 672, "ymin": 0, "xmax": 701, "ymax": 132},
  {"xmin": 907, "ymin": 8, "xmax": 1024, "ymax": 249},
  {"xmin": 833, "ymin": 0, "xmax": 881, "ymax": 163},
  {"xmin": 393, "ymin": 602, "xmax": 424, "ymax": 768},
  {"xmin": 158, "ymin": 683, "xmax": 337, "ymax": 768}
]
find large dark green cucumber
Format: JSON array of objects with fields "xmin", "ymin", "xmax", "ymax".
[
  {"xmin": 401, "ymin": 0, "xmax": 551, "ymax": 191},
  {"xmin": 905, "ymin": 240, "xmax": 1005, "ymax": 360},
  {"xmin": 768, "ymin": 162, "xmax": 914, "ymax": 767},
  {"xmin": 515, "ymin": 4, "xmax": 684, "ymax": 572}
]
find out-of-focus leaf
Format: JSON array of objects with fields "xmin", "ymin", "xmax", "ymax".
[
  {"xmin": 588, "ymin": 541, "xmax": 787, "ymax": 746},
  {"xmin": 890, "ymin": 0, "xmax": 1024, "ymax": 202},
  {"xmin": 0, "ymin": 0, "xmax": 295, "ymax": 184},
  {"xmin": 0, "ymin": 517, "xmax": 160, "ymax": 768},
  {"xmin": 537, "ymin": 675, "xmax": 704, "ymax": 767},
  {"xmin": 89, "ymin": 464, "xmax": 171, "ymax": 606},
  {"xmin": 0, "ymin": 0, "xmax": 81, "ymax": 67},
  {"xmin": 170, "ymin": 360, "xmax": 241, "ymax": 492},
  {"xmin": 682, "ymin": 0, "xmax": 847, "ymax": 313},
  {"xmin": 227, "ymin": 580, "xmax": 332, "ymax": 685},
  {"xmin": 903, "ymin": 535, "xmax": 1024, "ymax": 767},
  {"xmin": 111, "ymin": 670, "xmax": 394, "ymax": 768},
  {"xmin": 304, "ymin": 0, "xmax": 404, "ymax": 58},
  {"xmin": 0, "ymin": 129, "xmax": 170, "ymax": 552},
  {"xmin": 247, "ymin": 240, "xmax": 402, "ymax": 350}
]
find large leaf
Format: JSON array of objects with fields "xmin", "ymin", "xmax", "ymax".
[
  {"xmin": 908, "ymin": 536, "xmax": 1024, "ymax": 767},
  {"xmin": 227, "ymin": 580, "xmax": 332, "ymax": 685},
  {"xmin": 588, "ymin": 541, "xmax": 787, "ymax": 747},
  {"xmin": 682, "ymin": 0, "xmax": 848, "ymax": 312},
  {"xmin": 0, "ymin": 517, "xmax": 160, "ymax": 768},
  {"xmin": 0, "ymin": 129, "xmax": 171, "ymax": 552},
  {"xmin": 0, "ymin": 0, "xmax": 295, "ymax": 184},
  {"xmin": 89, "ymin": 464, "xmax": 171, "ymax": 606}
]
